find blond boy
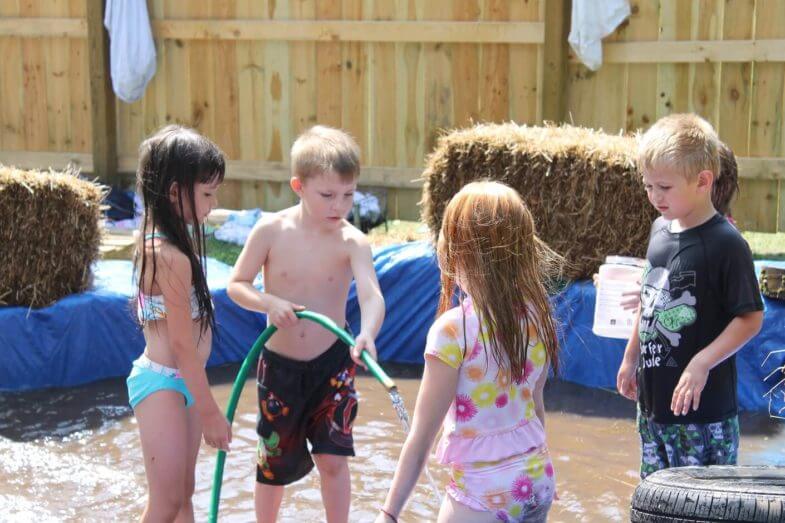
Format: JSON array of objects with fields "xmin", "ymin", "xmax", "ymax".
[
  {"xmin": 616, "ymin": 114, "xmax": 763, "ymax": 479},
  {"xmin": 228, "ymin": 125, "xmax": 385, "ymax": 522}
]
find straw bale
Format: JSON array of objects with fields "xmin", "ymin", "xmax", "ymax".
[
  {"xmin": 420, "ymin": 123, "xmax": 658, "ymax": 280},
  {"xmin": 0, "ymin": 165, "xmax": 105, "ymax": 308}
]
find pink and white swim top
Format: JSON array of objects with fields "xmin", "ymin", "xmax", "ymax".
[{"xmin": 425, "ymin": 296, "xmax": 549, "ymax": 466}]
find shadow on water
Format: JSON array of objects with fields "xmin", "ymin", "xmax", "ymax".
[
  {"xmin": 0, "ymin": 361, "xmax": 426, "ymax": 442},
  {"xmin": 0, "ymin": 363, "xmax": 244, "ymax": 442},
  {"xmin": 0, "ymin": 377, "xmax": 131, "ymax": 442}
]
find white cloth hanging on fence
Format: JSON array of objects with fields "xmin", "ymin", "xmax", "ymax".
[
  {"xmin": 568, "ymin": 0, "xmax": 630, "ymax": 71},
  {"xmin": 104, "ymin": 0, "xmax": 157, "ymax": 103}
]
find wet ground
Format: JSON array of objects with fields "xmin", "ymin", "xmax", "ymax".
[{"xmin": 1, "ymin": 364, "xmax": 783, "ymax": 522}]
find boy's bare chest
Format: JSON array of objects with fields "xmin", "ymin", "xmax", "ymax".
[{"xmin": 265, "ymin": 238, "xmax": 351, "ymax": 287}]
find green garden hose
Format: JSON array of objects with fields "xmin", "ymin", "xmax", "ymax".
[{"xmin": 208, "ymin": 310, "xmax": 395, "ymax": 522}]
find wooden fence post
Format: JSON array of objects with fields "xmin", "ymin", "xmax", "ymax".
[
  {"xmin": 542, "ymin": 0, "xmax": 570, "ymax": 124},
  {"xmin": 779, "ymin": 180, "xmax": 785, "ymax": 233},
  {"xmin": 86, "ymin": 0, "xmax": 118, "ymax": 185}
]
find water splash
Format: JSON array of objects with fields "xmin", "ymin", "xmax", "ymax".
[{"xmin": 388, "ymin": 388, "xmax": 442, "ymax": 504}]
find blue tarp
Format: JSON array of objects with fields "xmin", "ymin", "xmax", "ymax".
[
  {"xmin": 1, "ymin": 242, "xmax": 783, "ymax": 413},
  {"xmin": 0, "ymin": 242, "xmax": 439, "ymax": 391},
  {"xmin": 551, "ymin": 270, "xmax": 785, "ymax": 413}
]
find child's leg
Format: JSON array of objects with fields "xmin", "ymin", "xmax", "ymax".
[
  {"xmin": 305, "ymin": 344, "xmax": 357, "ymax": 523},
  {"xmin": 173, "ymin": 404, "xmax": 203, "ymax": 523},
  {"xmin": 436, "ymin": 495, "xmax": 498, "ymax": 523},
  {"xmin": 134, "ymin": 390, "xmax": 191, "ymax": 522},
  {"xmin": 700, "ymin": 415, "xmax": 740, "ymax": 466},
  {"xmin": 254, "ymin": 483, "xmax": 285, "ymax": 523},
  {"xmin": 313, "ymin": 454, "xmax": 351, "ymax": 523},
  {"xmin": 638, "ymin": 411, "xmax": 671, "ymax": 479},
  {"xmin": 254, "ymin": 349, "xmax": 315, "ymax": 522}
]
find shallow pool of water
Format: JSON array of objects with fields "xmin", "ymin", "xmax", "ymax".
[{"xmin": 1, "ymin": 366, "xmax": 782, "ymax": 522}]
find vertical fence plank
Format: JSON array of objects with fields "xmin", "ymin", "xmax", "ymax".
[
  {"xmin": 68, "ymin": 0, "xmax": 89, "ymax": 153},
  {"xmin": 423, "ymin": 0, "xmax": 453, "ymax": 153},
  {"xmin": 542, "ymin": 0, "xmax": 568, "ymax": 123},
  {"xmin": 284, "ymin": 0, "xmax": 315, "ymax": 205},
  {"xmin": 143, "ymin": 0, "xmax": 167, "ymax": 141},
  {"xmin": 623, "ymin": 0, "xmax": 659, "ymax": 132},
  {"xmin": 741, "ymin": 0, "xmax": 782, "ymax": 232},
  {"xmin": 721, "ymin": 0, "xmax": 758, "ymax": 229},
  {"xmin": 591, "ymin": 24, "xmax": 627, "ymax": 133},
  {"xmin": 719, "ymin": 0, "xmax": 754, "ymax": 154},
  {"xmin": 262, "ymin": 0, "xmax": 289, "ymax": 165},
  {"xmin": 212, "ymin": 0, "xmax": 240, "ymax": 160},
  {"xmin": 370, "ymin": 0, "xmax": 397, "ymax": 168},
  {"xmin": 290, "ymin": 0, "xmax": 317, "ymax": 139},
  {"xmin": 509, "ymin": 0, "xmax": 541, "ymax": 125},
  {"xmin": 316, "ymin": 0, "xmax": 342, "ymax": 128},
  {"xmin": 232, "ymin": 0, "xmax": 264, "ymax": 210},
  {"xmin": 189, "ymin": 1, "xmax": 215, "ymax": 144},
  {"xmin": 163, "ymin": 0, "xmax": 192, "ymax": 129},
  {"xmin": 0, "ymin": 0, "xmax": 23, "ymax": 151},
  {"xmin": 689, "ymin": 0, "xmax": 721, "ymax": 125},
  {"xmin": 259, "ymin": 0, "xmax": 296, "ymax": 211},
  {"xmin": 749, "ymin": 0, "xmax": 784, "ymax": 159},
  {"xmin": 478, "ymin": 0, "xmax": 510, "ymax": 123},
  {"xmin": 451, "ymin": 0, "xmax": 480, "ymax": 127},
  {"xmin": 566, "ymin": 8, "xmax": 628, "ymax": 133},
  {"xmin": 395, "ymin": 0, "xmax": 424, "ymax": 171},
  {"xmin": 86, "ymin": 0, "xmax": 117, "ymax": 182},
  {"xmin": 235, "ymin": 0, "xmax": 260, "ymax": 163},
  {"xmin": 779, "ymin": 179, "xmax": 785, "ymax": 232},
  {"xmin": 20, "ymin": 2, "xmax": 49, "ymax": 152},
  {"xmin": 656, "ymin": 0, "xmax": 692, "ymax": 120},
  {"xmin": 341, "ymin": 0, "xmax": 366, "ymax": 158},
  {"xmin": 45, "ymin": 0, "xmax": 72, "ymax": 151}
]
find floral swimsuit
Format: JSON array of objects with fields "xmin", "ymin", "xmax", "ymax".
[{"xmin": 425, "ymin": 297, "xmax": 555, "ymax": 522}]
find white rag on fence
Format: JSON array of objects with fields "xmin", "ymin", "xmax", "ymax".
[
  {"xmin": 568, "ymin": 0, "xmax": 630, "ymax": 71},
  {"xmin": 104, "ymin": 0, "xmax": 157, "ymax": 103}
]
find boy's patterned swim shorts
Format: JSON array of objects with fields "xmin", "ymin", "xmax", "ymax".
[{"xmin": 637, "ymin": 411, "xmax": 739, "ymax": 479}]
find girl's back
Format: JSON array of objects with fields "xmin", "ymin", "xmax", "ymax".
[{"xmin": 426, "ymin": 297, "xmax": 548, "ymax": 466}]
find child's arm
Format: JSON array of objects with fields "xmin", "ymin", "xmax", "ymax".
[
  {"xmin": 671, "ymin": 310, "xmax": 763, "ymax": 416},
  {"xmin": 533, "ymin": 360, "xmax": 549, "ymax": 428},
  {"xmin": 617, "ymin": 306, "xmax": 642, "ymax": 400},
  {"xmin": 377, "ymin": 355, "xmax": 458, "ymax": 523},
  {"xmin": 158, "ymin": 249, "xmax": 231, "ymax": 450},
  {"xmin": 349, "ymin": 235, "xmax": 385, "ymax": 365},
  {"xmin": 227, "ymin": 220, "xmax": 304, "ymax": 328}
]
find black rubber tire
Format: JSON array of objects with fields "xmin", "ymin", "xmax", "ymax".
[{"xmin": 630, "ymin": 466, "xmax": 785, "ymax": 522}]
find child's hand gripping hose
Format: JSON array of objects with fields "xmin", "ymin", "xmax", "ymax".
[{"xmin": 208, "ymin": 310, "xmax": 396, "ymax": 522}]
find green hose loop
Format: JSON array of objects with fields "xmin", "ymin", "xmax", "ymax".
[{"xmin": 208, "ymin": 310, "xmax": 395, "ymax": 522}]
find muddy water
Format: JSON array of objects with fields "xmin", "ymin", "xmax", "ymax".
[{"xmin": 1, "ymin": 367, "xmax": 783, "ymax": 522}]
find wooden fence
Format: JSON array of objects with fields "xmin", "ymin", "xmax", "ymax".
[
  {"xmin": 0, "ymin": 0, "xmax": 784, "ymax": 231},
  {"xmin": 564, "ymin": 0, "xmax": 785, "ymax": 233}
]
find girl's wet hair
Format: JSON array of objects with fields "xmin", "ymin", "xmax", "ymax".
[
  {"xmin": 134, "ymin": 125, "xmax": 225, "ymax": 335},
  {"xmin": 437, "ymin": 181, "xmax": 562, "ymax": 380}
]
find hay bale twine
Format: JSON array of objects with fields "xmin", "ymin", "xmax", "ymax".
[
  {"xmin": 0, "ymin": 166, "xmax": 105, "ymax": 308},
  {"xmin": 420, "ymin": 123, "xmax": 658, "ymax": 280}
]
